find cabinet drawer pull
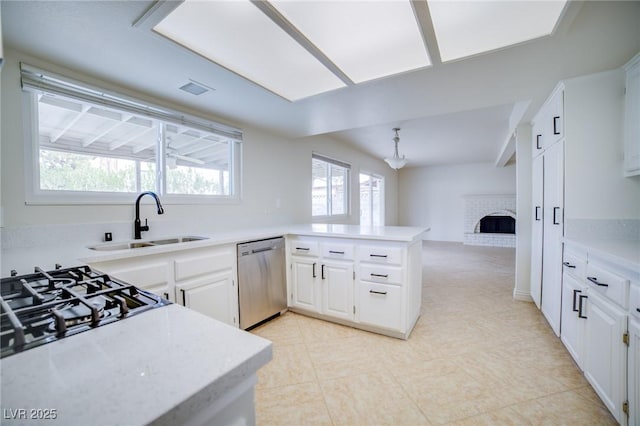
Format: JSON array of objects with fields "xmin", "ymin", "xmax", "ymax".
[
  {"xmin": 370, "ymin": 273, "xmax": 389, "ymax": 278},
  {"xmin": 370, "ymin": 254, "xmax": 388, "ymax": 258},
  {"xmin": 296, "ymin": 247, "xmax": 310, "ymax": 251},
  {"xmin": 578, "ymin": 294, "xmax": 588, "ymax": 319},
  {"xmin": 329, "ymin": 250, "xmax": 345, "ymax": 255},
  {"xmin": 536, "ymin": 134, "xmax": 542, "ymax": 149},
  {"xmin": 535, "ymin": 206, "xmax": 541, "ymax": 221},
  {"xmin": 312, "ymin": 263, "xmax": 317, "ymax": 278},
  {"xmin": 180, "ymin": 288, "xmax": 186, "ymax": 305},
  {"xmin": 553, "ymin": 207, "xmax": 561, "ymax": 225},
  {"xmin": 321, "ymin": 264, "xmax": 325, "ymax": 280},
  {"xmin": 163, "ymin": 292, "xmax": 170, "ymax": 300},
  {"xmin": 572, "ymin": 289, "xmax": 581, "ymax": 312},
  {"xmin": 369, "ymin": 290, "xmax": 387, "ymax": 295},
  {"xmin": 553, "ymin": 116, "xmax": 560, "ymax": 135},
  {"xmin": 587, "ymin": 276, "xmax": 608, "ymax": 287},
  {"xmin": 563, "ymin": 262, "xmax": 576, "ymax": 269}
]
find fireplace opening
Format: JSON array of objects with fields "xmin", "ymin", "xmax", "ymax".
[{"xmin": 479, "ymin": 216, "xmax": 515, "ymax": 234}]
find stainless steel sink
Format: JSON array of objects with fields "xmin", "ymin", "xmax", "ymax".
[
  {"xmin": 88, "ymin": 236, "xmax": 208, "ymax": 251},
  {"xmin": 149, "ymin": 236, "xmax": 208, "ymax": 245}
]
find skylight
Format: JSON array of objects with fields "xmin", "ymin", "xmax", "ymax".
[
  {"xmin": 428, "ymin": 0, "xmax": 568, "ymax": 62},
  {"xmin": 154, "ymin": 0, "xmax": 346, "ymax": 101},
  {"xmin": 269, "ymin": 0, "xmax": 431, "ymax": 84}
]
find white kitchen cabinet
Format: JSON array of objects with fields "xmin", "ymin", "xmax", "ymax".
[
  {"xmin": 357, "ymin": 281, "xmax": 402, "ymax": 331},
  {"xmin": 623, "ymin": 52, "xmax": 640, "ymax": 177},
  {"xmin": 540, "ymin": 140, "xmax": 565, "ymax": 336},
  {"xmin": 584, "ymin": 289, "xmax": 628, "ymax": 424},
  {"xmin": 560, "ymin": 271, "xmax": 588, "ymax": 368},
  {"xmin": 286, "ymin": 235, "xmax": 421, "ymax": 339},
  {"xmin": 530, "ymin": 154, "xmax": 544, "ymax": 308},
  {"xmin": 288, "ymin": 238, "xmax": 355, "ymax": 322},
  {"xmin": 322, "ymin": 260, "xmax": 354, "ymax": 322},
  {"xmin": 174, "ymin": 245, "xmax": 238, "ymax": 327},
  {"xmin": 89, "ymin": 258, "xmax": 173, "ymax": 300},
  {"xmin": 290, "ymin": 256, "xmax": 320, "ymax": 312},
  {"xmin": 89, "ymin": 244, "xmax": 239, "ymax": 327},
  {"xmin": 177, "ymin": 271, "xmax": 236, "ymax": 326},
  {"xmin": 629, "ymin": 313, "xmax": 640, "ymax": 426},
  {"xmin": 531, "ymin": 85, "xmax": 564, "ymax": 156}
]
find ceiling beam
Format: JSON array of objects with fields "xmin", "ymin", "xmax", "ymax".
[
  {"xmin": 250, "ymin": 0, "xmax": 354, "ymax": 86},
  {"xmin": 411, "ymin": 0, "xmax": 442, "ymax": 66}
]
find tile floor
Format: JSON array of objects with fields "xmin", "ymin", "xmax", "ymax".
[{"xmin": 251, "ymin": 241, "xmax": 617, "ymax": 425}]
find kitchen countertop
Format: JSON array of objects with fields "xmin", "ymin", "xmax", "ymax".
[
  {"xmin": 563, "ymin": 236, "xmax": 640, "ymax": 272},
  {"xmin": 0, "ymin": 304, "xmax": 272, "ymax": 426},
  {"xmin": 1, "ymin": 224, "xmax": 428, "ymax": 274}
]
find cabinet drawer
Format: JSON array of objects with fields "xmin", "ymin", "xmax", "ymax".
[
  {"xmin": 174, "ymin": 249, "xmax": 234, "ymax": 282},
  {"xmin": 631, "ymin": 284, "xmax": 640, "ymax": 321},
  {"xmin": 289, "ymin": 239, "xmax": 320, "ymax": 257},
  {"xmin": 358, "ymin": 245, "xmax": 402, "ymax": 265},
  {"xmin": 321, "ymin": 242, "xmax": 355, "ymax": 260},
  {"xmin": 357, "ymin": 282, "xmax": 402, "ymax": 331},
  {"xmin": 563, "ymin": 249, "xmax": 586, "ymax": 280},
  {"xmin": 586, "ymin": 262, "xmax": 630, "ymax": 308},
  {"xmin": 360, "ymin": 264, "xmax": 402, "ymax": 285},
  {"xmin": 101, "ymin": 262, "xmax": 169, "ymax": 289}
]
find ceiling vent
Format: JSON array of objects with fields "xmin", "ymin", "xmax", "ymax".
[{"xmin": 179, "ymin": 81, "xmax": 208, "ymax": 95}]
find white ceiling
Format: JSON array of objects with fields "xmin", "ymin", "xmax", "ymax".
[{"xmin": 2, "ymin": 1, "xmax": 639, "ymax": 167}]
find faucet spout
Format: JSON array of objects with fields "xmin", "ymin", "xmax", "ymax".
[{"xmin": 134, "ymin": 191, "xmax": 165, "ymax": 240}]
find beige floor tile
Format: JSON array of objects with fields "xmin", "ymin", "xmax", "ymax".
[
  {"xmin": 252, "ymin": 242, "xmax": 615, "ymax": 426},
  {"xmin": 509, "ymin": 390, "xmax": 617, "ymax": 425},
  {"xmin": 319, "ymin": 370, "xmax": 430, "ymax": 425},
  {"xmin": 256, "ymin": 343, "xmax": 317, "ymax": 389},
  {"xmin": 255, "ymin": 382, "xmax": 332, "ymax": 426}
]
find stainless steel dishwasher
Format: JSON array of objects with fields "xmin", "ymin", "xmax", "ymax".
[{"xmin": 237, "ymin": 237, "xmax": 287, "ymax": 330}]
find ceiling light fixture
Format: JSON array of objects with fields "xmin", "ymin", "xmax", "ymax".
[{"xmin": 384, "ymin": 128, "xmax": 408, "ymax": 170}]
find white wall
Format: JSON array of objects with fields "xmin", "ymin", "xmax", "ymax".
[
  {"xmin": 398, "ymin": 162, "xmax": 516, "ymax": 242},
  {"xmin": 514, "ymin": 125, "xmax": 532, "ymax": 301},
  {"xmin": 564, "ymin": 69, "xmax": 640, "ymax": 221},
  {"xmin": 0, "ymin": 49, "xmax": 395, "ymax": 244}
]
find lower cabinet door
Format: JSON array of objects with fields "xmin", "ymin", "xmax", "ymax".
[
  {"xmin": 629, "ymin": 317, "xmax": 640, "ymax": 426},
  {"xmin": 322, "ymin": 261, "xmax": 354, "ymax": 321},
  {"xmin": 560, "ymin": 273, "xmax": 586, "ymax": 369},
  {"xmin": 584, "ymin": 291, "xmax": 627, "ymax": 424},
  {"xmin": 357, "ymin": 281, "xmax": 402, "ymax": 332},
  {"xmin": 291, "ymin": 257, "xmax": 320, "ymax": 312},
  {"xmin": 178, "ymin": 271, "xmax": 237, "ymax": 327}
]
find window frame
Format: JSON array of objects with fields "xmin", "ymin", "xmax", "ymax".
[
  {"xmin": 359, "ymin": 170, "xmax": 385, "ymax": 226},
  {"xmin": 21, "ymin": 63, "xmax": 243, "ymax": 205},
  {"xmin": 311, "ymin": 153, "xmax": 351, "ymax": 220}
]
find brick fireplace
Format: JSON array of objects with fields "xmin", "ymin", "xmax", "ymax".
[{"xmin": 463, "ymin": 195, "xmax": 516, "ymax": 247}]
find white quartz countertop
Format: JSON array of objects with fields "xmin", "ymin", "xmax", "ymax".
[
  {"xmin": 563, "ymin": 236, "xmax": 640, "ymax": 272},
  {"xmin": 1, "ymin": 224, "xmax": 428, "ymax": 276},
  {"xmin": 0, "ymin": 304, "xmax": 272, "ymax": 426}
]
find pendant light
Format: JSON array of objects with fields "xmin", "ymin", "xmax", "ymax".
[{"xmin": 384, "ymin": 127, "xmax": 408, "ymax": 170}]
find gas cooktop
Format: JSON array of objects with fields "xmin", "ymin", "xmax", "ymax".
[{"xmin": 0, "ymin": 265, "xmax": 169, "ymax": 359}]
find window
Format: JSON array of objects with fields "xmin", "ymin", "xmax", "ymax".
[
  {"xmin": 360, "ymin": 172, "xmax": 384, "ymax": 226},
  {"xmin": 21, "ymin": 63, "xmax": 242, "ymax": 204},
  {"xmin": 312, "ymin": 153, "xmax": 350, "ymax": 218}
]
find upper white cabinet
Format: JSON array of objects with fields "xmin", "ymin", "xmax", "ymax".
[
  {"xmin": 624, "ymin": 52, "xmax": 640, "ymax": 176},
  {"xmin": 531, "ymin": 85, "xmax": 564, "ymax": 157}
]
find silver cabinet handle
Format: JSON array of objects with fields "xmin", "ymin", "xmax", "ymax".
[{"xmin": 369, "ymin": 290, "xmax": 387, "ymax": 295}]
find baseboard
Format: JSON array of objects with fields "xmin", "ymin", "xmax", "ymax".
[{"xmin": 513, "ymin": 289, "xmax": 534, "ymax": 302}]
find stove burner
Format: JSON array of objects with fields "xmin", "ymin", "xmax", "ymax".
[{"xmin": 1, "ymin": 265, "xmax": 170, "ymax": 358}]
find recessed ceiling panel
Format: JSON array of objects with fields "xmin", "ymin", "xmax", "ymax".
[
  {"xmin": 428, "ymin": 0, "xmax": 567, "ymax": 62},
  {"xmin": 154, "ymin": 0, "xmax": 346, "ymax": 101},
  {"xmin": 271, "ymin": 0, "xmax": 431, "ymax": 83}
]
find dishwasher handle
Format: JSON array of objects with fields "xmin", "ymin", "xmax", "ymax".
[{"xmin": 252, "ymin": 246, "xmax": 275, "ymax": 254}]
